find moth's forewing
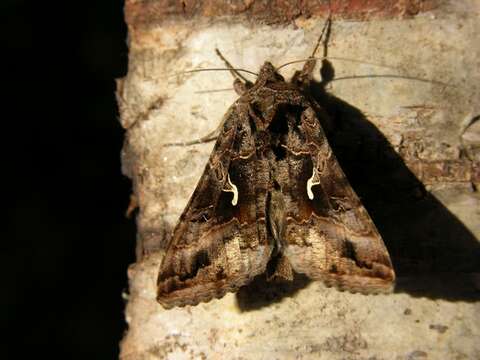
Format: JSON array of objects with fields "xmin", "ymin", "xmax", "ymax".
[
  {"xmin": 280, "ymin": 107, "xmax": 395, "ymax": 293},
  {"xmin": 157, "ymin": 104, "xmax": 273, "ymax": 308}
]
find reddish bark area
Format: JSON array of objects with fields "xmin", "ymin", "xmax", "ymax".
[{"xmin": 125, "ymin": 0, "xmax": 437, "ymax": 28}]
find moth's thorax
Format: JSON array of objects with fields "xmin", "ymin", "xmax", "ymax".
[
  {"xmin": 240, "ymin": 67, "xmax": 306, "ymax": 133},
  {"xmin": 257, "ymin": 61, "xmax": 285, "ymax": 84}
]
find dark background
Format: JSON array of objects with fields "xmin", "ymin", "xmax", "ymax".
[{"xmin": 2, "ymin": 1, "xmax": 135, "ymax": 358}]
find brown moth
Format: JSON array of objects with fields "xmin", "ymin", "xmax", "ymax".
[{"xmin": 157, "ymin": 19, "xmax": 395, "ymax": 309}]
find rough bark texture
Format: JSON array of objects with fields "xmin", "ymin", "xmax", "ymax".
[{"xmin": 118, "ymin": 0, "xmax": 480, "ymax": 358}]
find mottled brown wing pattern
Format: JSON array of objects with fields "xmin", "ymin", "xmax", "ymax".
[
  {"xmin": 156, "ymin": 60, "xmax": 395, "ymax": 309},
  {"xmin": 157, "ymin": 103, "xmax": 273, "ymax": 308},
  {"xmin": 282, "ymin": 106, "xmax": 395, "ymax": 293}
]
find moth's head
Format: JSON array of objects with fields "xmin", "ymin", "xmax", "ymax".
[{"xmin": 258, "ymin": 62, "xmax": 285, "ymax": 83}]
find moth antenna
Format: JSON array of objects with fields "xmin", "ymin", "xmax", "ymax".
[
  {"xmin": 163, "ymin": 114, "xmax": 229, "ymax": 147},
  {"xmin": 195, "ymin": 88, "xmax": 235, "ymax": 94},
  {"xmin": 290, "ymin": 7, "xmax": 333, "ymax": 82},
  {"xmin": 276, "ymin": 56, "xmax": 400, "ymax": 71},
  {"xmin": 215, "ymin": 48, "xmax": 253, "ymax": 85},
  {"xmin": 163, "ymin": 134, "xmax": 218, "ymax": 147},
  {"xmin": 170, "ymin": 68, "xmax": 258, "ymax": 78},
  {"xmin": 330, "ymin": 74, "xmax": 453, "ymax": 88}
]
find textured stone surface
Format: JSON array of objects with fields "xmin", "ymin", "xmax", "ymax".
[{"xmin": 118, "ymin": 0, "xmax": 480, "ymax": 358}]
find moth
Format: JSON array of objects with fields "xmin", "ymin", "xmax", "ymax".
[{"xmin": 157, "ymin": 19, "xmax": 395, "ymax": 309}]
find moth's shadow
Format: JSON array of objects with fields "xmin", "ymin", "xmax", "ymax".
[
  {"xmin": 310, "ymin": 68, "xmax": 480, "ymax": 302},
  {"xmin": 236, "ymin": 64, "xmax": 479, "ymax": 311},
  {"xmin": 236, "ymin": 273, "xmax": 311, "ymax": 311}
]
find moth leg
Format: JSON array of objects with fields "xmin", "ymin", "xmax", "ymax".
[
  {"xmin": 164, "ymin": 52, "xmax": 251, "ymax": 148},
  {"xmin": 309, "ymin": 11, "xmax": 332, "ymax": 62},
  {"xmin": 162, "ymin": 124, "xmax": 221, "ymax": 147},
  {"xmin": 291, "ymin": 13, "xmax": 332, "ymax": 84},
  {"xmin": 215, "ymin": 48, "xmax": 253, "ymax": 95}
]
